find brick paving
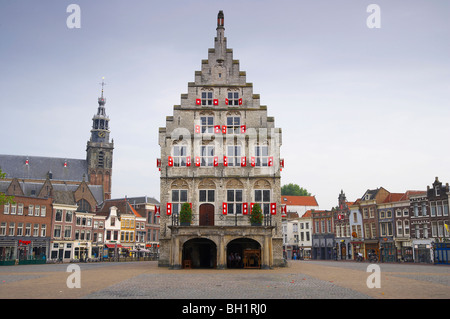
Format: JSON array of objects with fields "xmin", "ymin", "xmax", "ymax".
[{"xmin": 0, "ymin": 260, "xmax": 448, "ymax": 299}]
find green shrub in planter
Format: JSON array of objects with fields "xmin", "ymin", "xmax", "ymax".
[
  {"xmin": 179, "ymin": 202, "xmax": 192, "ymax": 225},
  {"xmin": 249, "ymin": 203, "xmax": 263, "ymax": 225}
]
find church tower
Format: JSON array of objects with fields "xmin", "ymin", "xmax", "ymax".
[
  {"xmin": 158, "ymin": 11, "xmax": 284, "ymax": 269},
  {"xmin": 86, "ymin": 78, "xmax": 114, "ymax": 200}
]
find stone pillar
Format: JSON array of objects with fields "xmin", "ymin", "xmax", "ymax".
[
  {"xmin": 262, "ymin": 235, "xmax": 271, "ymax": 269},
  {"xmin": 171, "ymin": 236, "xmax": 181, "ymax": 269},
  {"xmin": 217, "ymin": 235, "xmax": 226, "ymax": 269}
]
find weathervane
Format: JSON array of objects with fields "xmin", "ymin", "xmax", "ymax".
[{"xmin": 100, "ymin": 77, "xmax": 106, "ymax": 98}]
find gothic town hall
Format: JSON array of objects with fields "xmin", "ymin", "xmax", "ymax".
[{"xmin": 158, "ymin": 11, "xmax": 284, "ymax": 269}]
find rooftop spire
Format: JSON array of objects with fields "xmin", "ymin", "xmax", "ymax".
[
  {"xmin": 217, "ymin": 10, "xmax": 224, "ymax": 29},
  {"xmin": 98, "ymin": 77, "xmax": 106, "ymax": 106},
  {"xmin": 215, "ymin": 11, "xmax": 226, "ymax": 63}
]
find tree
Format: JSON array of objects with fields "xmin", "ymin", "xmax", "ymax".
[
  {"xmin": 281, "ymin": 183, "xmax": 311, "ymax": 196},
  {"xmin": 0, "ymin": 169, "xmax": 15, "ymax": 205}
]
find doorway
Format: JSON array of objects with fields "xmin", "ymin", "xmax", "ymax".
[
  {"xmin": 199, "ymin": 204, "xmax": 215, "ymax": 226},
  {"xmin": 183, "ymin": 238, "xmax": 217, "ymax": 268},
  {"xmin": 227, "ymin": 238, "xmax": 261, "ymax": 269}
]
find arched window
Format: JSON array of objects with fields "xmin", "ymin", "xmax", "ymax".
[{"xmin": 77, "ymin": 199, "xmax": 91, "ymax": 213}]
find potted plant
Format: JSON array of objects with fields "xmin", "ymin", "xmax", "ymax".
[
  {"xmin": 249, "ymin": 203, "xmax": 263, "ymax": 226},
  {"xmin": 179, "ymin": 202, "xmax": 192, "ymax": 226}
]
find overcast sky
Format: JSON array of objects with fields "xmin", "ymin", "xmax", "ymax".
[{"xmin": 1, "ymin": 1, "xmax": 449, "ymax": 209}]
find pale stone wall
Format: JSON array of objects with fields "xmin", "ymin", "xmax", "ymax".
[{"xmin": 158, "ymin": 12, "xmax": 284, "ymax": 268}]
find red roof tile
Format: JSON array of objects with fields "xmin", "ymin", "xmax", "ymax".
[{"xmin": 281, "ymin": 195, "xmax": 319, "ymax": 207}]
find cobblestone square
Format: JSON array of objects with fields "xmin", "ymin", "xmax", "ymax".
[{"xmin": 0, "ymin": 260, "xmax": 448, "ymax": 300}]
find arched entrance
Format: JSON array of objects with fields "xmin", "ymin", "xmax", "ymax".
[
  {"xmin": 183, "ymin": 238, "xmax": 217, "ymax": 268},
  {"xmin": 199, "ymin": 204, "xmax": 215, "ymax": 226},
  {"xmin": 227, "ymin": 238, "xmax": 261, "ymax": 269}
]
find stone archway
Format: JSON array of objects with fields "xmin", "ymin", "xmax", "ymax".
[
  {"xmin": 183, "ymin": 238, "xmax": 217, "ymax": 269},
  {"xmin": 227, "ymin": 238, "xmax": 261, "ymax": 269}
]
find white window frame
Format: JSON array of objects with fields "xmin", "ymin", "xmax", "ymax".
[
  {"xmin": 254, "ymin": 189, "xmax": 271, "ymax": 215},
  {"xmin": 254, "ymin": 145, "xmax": 269, "ymax": 167},
  {"xmin": 227, "ymin": 189, "xmax": 243, "ymax": 215},
  {"xmin": 171, "ymin": 189, "xmax": 188, "ymax": 215},
  {"xmin": 227, "ymin": 145, "xmax": 242, "ymax": 167},
  {"xmin": 201, "ymin": 91, "xmax": 213, "ymax": 106},
  {"xmin": 201, "ymin": 145, "xmax": 215, "ymax": 167},
  {"xmin": 200, "ymin": 116, "xmax": 214, "ymax": 133},
  {"xmin": 226, "ymin": 116, "xmax": 241, "ymax": 134},
  {"xmin": 173, "ymin": 145, "xmax": 187, "ymax": 167},
  {"xmin": 227, "ymin": 92, "xmax": 240, "ymax": 106}
]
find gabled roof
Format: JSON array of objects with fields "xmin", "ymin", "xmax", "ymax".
[
  {"xmin": 401, "ymin": 190, "xmax": 426, "ymax": 200},
  {"xmin": 281, "ymin": 195, "xmax": 319, "ymax": 207},
  {"xmin": 303, "ymin": 209, "xmax": 328, "ymax": 218},
  {"xmin": 382, "ymin": 193, "xmax": 405, "ymax": 203},
  {"xmin": 0, "ymin": 154, "xmax": 88, "ymax": 182},
  {"xmin": 97, "ymin": 198, "xmax": 143, "ymax": 218}
]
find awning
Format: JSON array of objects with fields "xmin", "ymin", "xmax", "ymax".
[{"xmin": 105, "ymin": 244, "xmax": 123, "ymax": 248}]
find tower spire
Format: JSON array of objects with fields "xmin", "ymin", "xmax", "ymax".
[
  {"xmin": 217, "ymin": 10, "xmax": 224, "ymax": 29},
  {"xmin": 98, "ymin": 77, "xmax": 106, "ymax": 106},
  {"xmin": 215, "ymin": 11, "xmax": 226, "ymax": 64}
]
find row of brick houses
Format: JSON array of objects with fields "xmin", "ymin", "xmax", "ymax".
[
  {"xmin": 0, "ymin": 83, "xmax": 161, "ymax": 264},
  {"xmin": 0, "ymin": 177, "xmax": 160, "ymax": 263},
  {"xmin": 283, "ymin": 177, "xmax": 450, "ymax": 264}
]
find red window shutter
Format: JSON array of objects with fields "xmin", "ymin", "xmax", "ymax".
[
  {"xmin": 239, "ymin": 98, "xmax": 243, "ymax": 105},
  {"xmin": 195, "ymin": 125, "xmax": 201, "ymax": 134},
  {"xmin": 241, "ymin": 156, "xmax": 246, "ymax": 167},
  {"xmin": 186, "ymin": 156, "xmax": 191, "ymax": 167},
  {"xmin": 213, "ymin": 99, "xmax": 219, "ymax": 106},
  {"xmin": 268, "ymin": 156, "xmax": 273, "ymax": 167},
  {"xmin": 243, "ymin": 203, "xmax": 248, "ymax": 215},
  {"xmin": 214, "ymin": 125, "xmax": 221, "ymax": 134},
  {"xmin": 196, "ymin": 99, "xmax": 201, "ymax": 105},
  {"xmin": 195, "ymin": 157, "xmax": 201, "ymax": 167},
  {"xmin": 222, "ymin": 125, "xmax": 227, "ymax": 134},
  {"xmin": 270, "ymin": 203, "xmax": 277, "ymax": 215},
  {"xmin": 166, "ymin": 203, "xmax": 172, "ymax": 216},
  {"xmin": 157, "ymin": 159, "xmax": 161, "ymax": 168},
  {"xmin": 223, "ymin": 156, "xmax": 228, "ymax": 167},
  {"xmin": 240, "ymin": 125, "xmax": 246, "ymax": 134},
  {"xmin": 214, "ymin": 156, "xmax": 219, "ymax": 167},
  {"xmin": 222, "ymin": 202, "xmax": 227, "ymax": 215},
  {"xmin": 225, "ymin": 98, "xmax": 229, "ymax": 105},
  {"xmin": 250, "ymin": 203, "xmax": 255, "ymax": 213},
  {"xmin": 168, "ymin": 156, "xmax": 173, "ymax": 167},
  {"xmin": 251, "ymin": 156, "xmax": 255, "ymax": 167}
]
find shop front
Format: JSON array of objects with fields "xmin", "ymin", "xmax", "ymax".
[
  {"xmin": 380, "ymin": 239, "xmax": 396, "ymax": 262},
  {"xmin": 364, "ymin": 240, "xmax": 379, "ymax": 260},
  {"xmin": 74, "ymin": 242, "xmax": 90, "ymax": 261},
  {"xmin": 351, "ymin": 241, "xmax": 364, "ymax": 260},
  {"xmin": 395, "ymin": 239, "xmax": 413, "ymax": 262},
  {"xmin": 413, "ymin": 240, "xmax": 432, "ymax": 263},
  {"xmin": 50, "ymin": 242, "xmax": 73, "ymax": 262},
  {"xmin": 105, "ymin": 243, "xmax": 122, "ymax": 259}
]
